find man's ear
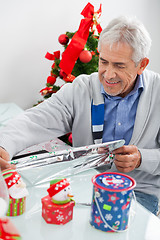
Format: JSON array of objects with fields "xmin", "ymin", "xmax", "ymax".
[{"xmin": 137, "ymin": 58, "xmax": 149, "ymax": 75}]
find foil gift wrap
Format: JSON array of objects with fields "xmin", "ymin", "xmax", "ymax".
[{"xmin": 15, "ymin": 140, "xmax": 125, "ymax": 187}]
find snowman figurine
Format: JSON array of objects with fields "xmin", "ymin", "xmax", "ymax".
[
  {"xmin": 42, "ymin": 178, "xmax": 75, "ymax": 225},
  {"xmin": 47, "ymin": 178, "xmax": 74, "ymax": 204}
]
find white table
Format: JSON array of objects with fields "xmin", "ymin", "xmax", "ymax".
[{"xmin": 9, "ymin": 140, "xmax": 160, "ymax": 240}]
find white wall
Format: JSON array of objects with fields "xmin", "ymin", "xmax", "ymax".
[{"xmin": 0, "ymin": 0, "xmax": 160, "ymax": 109}]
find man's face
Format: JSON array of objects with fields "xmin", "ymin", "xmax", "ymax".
[{"xmin": 98, "ymin": 42, "xmax": 144, "ymax": 98}]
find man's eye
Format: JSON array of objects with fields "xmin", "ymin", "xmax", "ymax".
[{"xmin": 117, "ymin": 65, "xmax": 125, "ymax": 69}]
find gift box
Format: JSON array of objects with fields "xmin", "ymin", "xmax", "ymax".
[
  {"xmin": 0, "ymin": 217, "xmax": 21, "ymax": 239},
  {"xmin": 7, "ymin": 197, "xmax": 26, "ymax": 217},
  {"xmin": 41, "ymin": 195, "xmax": 75, "ymax": 225}
]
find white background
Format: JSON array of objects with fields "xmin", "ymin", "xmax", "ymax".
[{"xmin": 0, "ymin": 0, "xmax": 160, "ymax": 109}]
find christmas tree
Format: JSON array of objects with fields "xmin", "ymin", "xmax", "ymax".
[
  {"xmin": 40, "ymin": 2, "xmax": 102, "ymax": 99},
  {"xmin": 40, "ymin": 2, "xmax": 102, "ymax": 145}
]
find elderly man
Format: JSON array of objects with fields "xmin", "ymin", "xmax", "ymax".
[{"xmin": 0, "ymin": 16, "xmax": 160, "ymax": 215}]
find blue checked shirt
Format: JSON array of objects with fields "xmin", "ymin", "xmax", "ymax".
[{"xmin": 101, "ymin": 75, "xmax": 144, "ymax": 145}]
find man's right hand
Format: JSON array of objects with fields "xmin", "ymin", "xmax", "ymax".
[{"xmin": 0, "ymin": 147, "xmax": 16, "ymax": 171}]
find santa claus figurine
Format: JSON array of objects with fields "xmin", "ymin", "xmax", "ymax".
[
  {"xmin": 41, "ymin": 178, "xmax": 75, "ymax": 225},
  {"xmin": 0, "ymin": 170, "xmax": 22, "ymax": 239},
  {"xmin": 2, "ymin": 169, "xmax": 28, "ymax": 216}
]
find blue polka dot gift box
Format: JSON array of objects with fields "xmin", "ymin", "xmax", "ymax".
[{"xmin": 90, "ymin": 172, "xmax": 136, "ymax": 232}]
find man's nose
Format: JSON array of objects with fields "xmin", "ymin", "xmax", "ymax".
[{"xmin": 104, "ymin": 65, "xmax": 116, "ymax": 79}]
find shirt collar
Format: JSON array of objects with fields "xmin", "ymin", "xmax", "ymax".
[{"xmin": 101, "ymin": 74, "xmax": 144, "ymax": 100}]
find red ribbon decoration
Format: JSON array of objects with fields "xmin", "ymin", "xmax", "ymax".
[
  {"xmin": 82, "ymin": 2, "xmax": 102, "ymax": 33},
  {"xmin": 59, "ymin": 3, "xmax": 102, "ymax": 75},
  {"xmin": 63, "ymin": 73, "xmax": 75, "ymax": 82},
  {"xmin": 0, "ymin": 218, "xmax": 21, "ymax": 239},
  {"xmin": 45, "ymin": 50, "xmax": 60, "ymax": 61}
]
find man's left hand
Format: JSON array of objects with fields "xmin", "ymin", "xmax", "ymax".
[{"xmin": 113, "ymin": 145, "xmax": 141, "ymax": 173}]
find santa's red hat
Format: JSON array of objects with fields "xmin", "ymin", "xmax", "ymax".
[
  {"xmin": 2, "ymin": 169, "xmax": 21, "ymax": 189},
  {"xmin": 47, "ymin": 178, "xmax": 70, "ymax": 197}
]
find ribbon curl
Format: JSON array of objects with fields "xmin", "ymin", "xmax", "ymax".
[{"xmin": 59, "ymin": 2, "xmax": 102, "ymax": 75}]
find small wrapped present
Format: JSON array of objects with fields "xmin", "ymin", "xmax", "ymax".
[{"xmin": 42, "ymin": 195, "xmax": 75, "ymax": 225}]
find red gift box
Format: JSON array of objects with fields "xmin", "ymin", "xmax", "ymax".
[{"xmin": 41, "ymin": 195, "xmax": 75, "ymax": 225}]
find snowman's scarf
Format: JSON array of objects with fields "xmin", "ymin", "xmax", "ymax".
[{"xmin": 91, "ymin": 100, "xmax": 104, "ymax": 144}]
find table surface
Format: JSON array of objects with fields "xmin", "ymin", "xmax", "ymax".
[{"xmin": 8, "ymin": 140, "xmax": 160, "ymax": 240}]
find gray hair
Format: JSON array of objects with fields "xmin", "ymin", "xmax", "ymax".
[{"xmin": 98, "ymin": 16, "xmax": 152, "ymax": 64}]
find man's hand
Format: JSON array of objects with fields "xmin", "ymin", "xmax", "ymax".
[
  {"xmin": 0, "ymin": 147, "xmax": 16, "ymax": 171},
  {"xmin": 112, "ymin": 145, "xmax": 141, "ymax": 173}
]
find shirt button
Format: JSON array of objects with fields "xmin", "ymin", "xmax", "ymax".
[{"xmin": 118, "ymin": 122, "xmax": 121, "ymax": 126}]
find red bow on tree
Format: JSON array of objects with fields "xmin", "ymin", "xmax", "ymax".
[
  {"xmin": 81, "ymin": 2, "xmax": 102, "ymax": 34},
  {"xmin": 59, "ymin": 2, "xmax": 102, "ymax": 75},
  {"xmin": 45, "ymin": 50, "xmax": 60, "ymax": 61}
]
